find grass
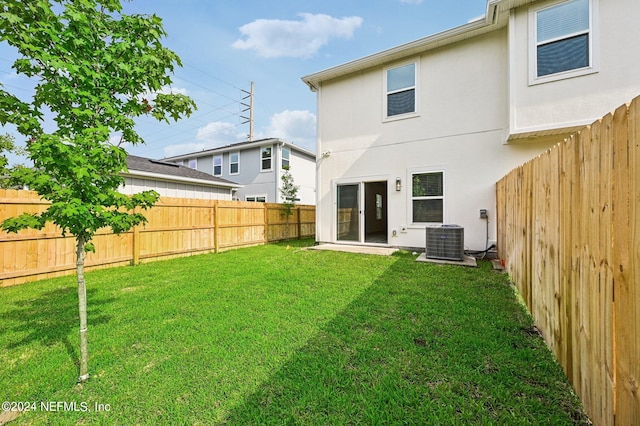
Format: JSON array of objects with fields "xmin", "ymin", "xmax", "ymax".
[{"xmin": 0, "ymin": 240, "xmax": 588, "ymax": 425}]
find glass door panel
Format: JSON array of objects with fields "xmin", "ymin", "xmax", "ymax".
[{"xmin": 337, "ymin": 184, "xmax": 360, "ymax": 242}]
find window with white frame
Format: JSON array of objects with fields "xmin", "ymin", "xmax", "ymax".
[
  {"xmin": 261, "ymin": 146, "xmax": 272, "ymax": 171},
  {"xmin": 412, "ymin": 172, "xmax": 444, "ymax": 223},
  {"xmin": 213, "ymin": 155, "xmax": 222, "ymax": 176},
  {"xmin": 282, "ymin": 147, "xmax": 290, "ymax": 169},
  {"xmin": 229, "ymin": 152, "xmax": 239, "ymax": 175},
  {"xmin": 188, "ymin": 159, "xmax": 197, "ymax": 169},
  {"xmin": 385, "ymin": 62, "xmax": 417, "ymax": 119},
  {"xmin": 246, "ymin": 195, "xmax": 267, "ymax": 202},
  {"xmin": 530, "ymin": 0, "xmax": 597, "ymax": 83}
]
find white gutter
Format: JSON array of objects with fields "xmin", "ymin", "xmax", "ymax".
[
  {"xmin": 278, "ymin": 140, "xmax": 316, "ymax": 158},
  {"xmin": 165, "ymin": 137, "xmax": 316, "ymax": 162},
  {"xmin": 302, "ymin": 0, "xmax": 514, "ymax": 90},
  {"xmin": 164, "ymin": 138, "xmax": 282, "ymax": 161}
]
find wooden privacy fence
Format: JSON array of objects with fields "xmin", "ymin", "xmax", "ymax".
[
  {"xmin": 496, "ymin": 98, "xmax": 639, "ymax": 425},
  {"xmin": 0, "ymin": 193, "xmax": 315, "ymax": 287}
]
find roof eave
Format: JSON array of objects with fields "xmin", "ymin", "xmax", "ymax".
[
  {"xmin": 122, "ymin": 170, "xmax": 243, "ymax": 189},
  {"xmin": 164, "ymin": 138, "xmax": 316, "ymax": 161},
  {"xmin": 279, "ymin": 140, "xmax": 316, "ymax": 158},
  {"xmin": 302, "ymin": 0, "xmax": 507, "ymax": 90}
]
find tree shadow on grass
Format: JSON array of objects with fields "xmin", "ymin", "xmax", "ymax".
[
  {"xmin": 223, "ymin": 256, "xmax": 589, "ymax": 425},
  {"xmin": 0, "ymin": 286, "xmax": 113, "ymax": 369}
]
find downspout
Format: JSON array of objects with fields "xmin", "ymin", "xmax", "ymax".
[{"xmin": 276, "ymin": 140, "xmax": 284, "ymax": 203}]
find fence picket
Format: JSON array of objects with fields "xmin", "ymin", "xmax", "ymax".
[
  {"xmin": 0, "ymin": 196, "xmax": 315, "ymax": 287},
  {"xmin": 497, "ymin": 98, "xmax": 640, "ymax": 424}
]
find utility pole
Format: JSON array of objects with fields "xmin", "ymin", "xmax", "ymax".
[{"xmin": 241, "ymin": 81, "xmax": 254, "ymax": 141}]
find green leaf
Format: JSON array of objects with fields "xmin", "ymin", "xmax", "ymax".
[
  {"xmin": 0, "ymin": 0, "xmax": 193, "ymax": 256},
  {"xmin": 0, "ymin": 12, "xmax": 22, "ymax": 25}
]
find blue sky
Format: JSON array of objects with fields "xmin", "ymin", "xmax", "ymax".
[{"xmin": 0, "ymin": 0, "xmax": 488, "ymax": 162}]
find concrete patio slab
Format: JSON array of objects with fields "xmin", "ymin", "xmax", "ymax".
[
  {"xmin": 415, "ymin": 253, "xmax": 477, "ymax": 267},
  {"xmin": 307, "ymin": 244, "xmax": 399, "ymax": 256}
]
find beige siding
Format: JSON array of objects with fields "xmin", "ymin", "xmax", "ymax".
[{"xmin": 121, "ymin": 177, "xmax": 233, "ymax": 200}]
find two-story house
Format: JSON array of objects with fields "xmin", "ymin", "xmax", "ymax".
[
  {"xmin": 303, "ymin": 0, "xmax": 640, "ymax": 252},
  {"xmin": 163, "ymin": 138, "xmax": 316, "ymax": 205}
]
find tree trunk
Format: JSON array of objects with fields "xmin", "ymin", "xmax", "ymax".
[
  {"xmin": 76, "ymin": 236, "xmax": 89, "ymax": 383},
  {"xmin": 285, "ymin": 214, "xmax": 290, "ymax": 241}
]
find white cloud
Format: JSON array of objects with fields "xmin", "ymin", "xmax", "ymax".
[
  {"xmin": 232, "ymin": 13, "xmax": 363, "ymax": 59},
  {"xmin": 162, "ymin": 110, "xmax": 317, "ymax": 158},
  {"xmin": 140, "ymin": 86, "xmax": 189, "ymax": 103},
  {"xmin": 163, "ymin": 142, "xmax": 210, "ymax": 158},
  {"xmin": 196, "ymin": 121, "xmax": 247, "ymax": 143},
  {"xmin": 260, "ymin": 110, "xmax": 317, "ymax": 151},
  {"xmin": 162, "ymin": 121, "xmax": 247, "ymax": 157},
  {"xmin": 156, "ymin": 86, "xmax": 189, "ymax": 96}
]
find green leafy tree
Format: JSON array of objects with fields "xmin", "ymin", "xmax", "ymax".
[
  {"xmin": 0, "ymin": 0, "xmax": 196, "ymax": 382},
  {"xmin": 279, "ymin": 165, "xmax": 299, "ymax": 241},
  {"xmin": 0, "ymin": 133, "xmax": 26, "ymax": 187}
]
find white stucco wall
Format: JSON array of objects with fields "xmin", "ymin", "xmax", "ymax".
[
  {"xmin": 314, "ymin": 0, "xmax": 640, "ymax": 251},
  {"xmin": 316, "ymin": 29, "xmax": 559, "ymax": 251},
  {"xmin": 509, "ymin": 0, "xmax": 640, "ymax": 134}
]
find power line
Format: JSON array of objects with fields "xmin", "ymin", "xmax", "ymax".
[
  {"xmin": 172, "ymin": 75, "xmax": 240, "ymax": 105},
  {"xmin": 183, "ymin": 63, "xmax": 243, "ymax": 91},
  {"xmin": 1, "ymin": 59, "xmax": 260, "ymax": 154}
]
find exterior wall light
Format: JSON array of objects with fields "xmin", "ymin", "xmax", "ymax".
[{"xmin": 395, "ymin": 177, "xmax": 402, "ymax": 191}]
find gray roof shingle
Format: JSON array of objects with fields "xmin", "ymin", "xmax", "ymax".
[{"xmin": 125, "ymin": 155, "xmax": 239, "ymax": 187}]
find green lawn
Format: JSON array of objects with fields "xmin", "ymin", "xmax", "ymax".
[{"xmin": 0, "ymin": 240, "xmax": 588, "ymax": 425}]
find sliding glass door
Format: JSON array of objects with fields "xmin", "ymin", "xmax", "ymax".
[
  {"xmin": 337, "ymin": 184, "xmax": 360, "ymax": 242},
  {"xmin": 336, "ymin": 181, "xmax": 388, "ymax": 244}
]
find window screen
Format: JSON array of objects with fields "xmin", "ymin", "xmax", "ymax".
[
  {"xmin": 536, "ymin": 0, "xmax": 590, "ymax": 77},
  {"xmin": 213, "ymin": 155, "xmax": 222, "ymax": 176},
  {"xmin": 386, "ymin": 63, "xmax": 416, "ymax": 117},
  {"xmin": 261, "ymin": 146, "xmax": 272, "ymax": 171},
  {"xmin": 230, "ymin": 152, "xmax": 239, "ymax": 174},
  {"xmin": 412, "ymin": 172, "xmax": 444, "ymax": 223}
]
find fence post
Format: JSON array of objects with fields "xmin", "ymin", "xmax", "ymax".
[
  {"xmin": 263, "ymin": 203, "xmax": 269, "ymax": 243},
  {"xmin": 213, "ymin": 201, "xmax": 219, "ymax": 253},
  {"xmin": 133, "ymin": 227, "xmax": 140, "ymax": 265},
  {"xmin": 132, "ymin": 213, "xmax": 140, "ymax": 265}
]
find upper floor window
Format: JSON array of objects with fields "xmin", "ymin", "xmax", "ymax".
[
  {"xmin": 384, "ymin": 62, "xmax": 418, "ymax": 120},
  {"xmin": 282, "ymin": 147, "xmax": 290, "ymax": 169},
  {"xmin": 229, "ymin": 152, "xmax": 239, "ymax": 175},
  {"xmin": 187, "ymin": 159, "xmax": 197, "ymax": 169},
  {"xmin": 213, "ymin": 155, "xmax": 222, "ymax": 176},
  {"xmin": 261, "ymin": 146, "xmax": 272, "ymax": 171},
  {"xmin": 530, "ymin": 0, "xmax": 598, "ymax": 84}
]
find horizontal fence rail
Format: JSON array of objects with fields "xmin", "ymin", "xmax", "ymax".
[
  {"xmin": 496, "ymin": 97, "xmax": 639, "ymax": 425},
  {"xmin": 0, "ymin": 194, "xmax": 315, "ymax": 287}
]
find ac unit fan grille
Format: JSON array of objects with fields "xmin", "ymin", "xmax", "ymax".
[{"xmin": 425, "ymin": 225, "xmax": 464, "ymax": 261}]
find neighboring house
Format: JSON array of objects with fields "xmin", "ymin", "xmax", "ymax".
[
  {"xmin": 302, "ymin": 0, "xmax": 640, "ymax": 251},
  {"xmin": 121, "ymin": 155, "xmax": 241, "ymax": 200},
  {"xmin": 163, "ymin": 138, "xmax": 316, "ymax": 204}
]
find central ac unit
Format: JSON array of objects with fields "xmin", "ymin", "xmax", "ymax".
[{"xmin": 425, "ymin": 225, "xmax": 464, "ymax": 261}]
